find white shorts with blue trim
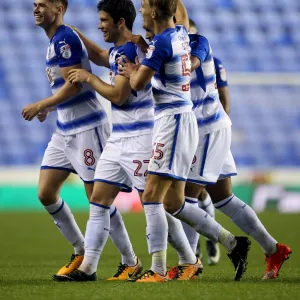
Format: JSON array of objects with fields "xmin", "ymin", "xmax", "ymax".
[
  {"xmin": 187, "ymin": 125, "xmax": 237, "ymax": 185},
  {"xmin": 41, "ymin": 123, "xmax": 110, "ymax": 183},
  {"xmin": 148, "ymin": 111, "xmax": 198, "ymax": 181},
  {"xmin": 94, "ymin": 134, "xmax": 152, "ymax": 192}
]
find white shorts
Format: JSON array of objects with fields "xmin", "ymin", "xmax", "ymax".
[
  {"xmin": 148, "ymin": 111, "xmax": 199, "ymax": 181},
  {"xmin": 94, "ymin": 134, "xmax": 152, "ymax": 192},
  {"xmin": 41, "ymin": 123, "xmax": 110, "ymax": 183},
  {"xmin": 187, "ymin": 126, "xmax": 237, "ymax": 185}
]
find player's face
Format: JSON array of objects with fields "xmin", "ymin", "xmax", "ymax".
[
  {"xmin": 33, "ymin": 0, "xmax": 58, "ymax": 28},
  {"xmin": 98, "ymin": 11, "xmax": 119, "ymax": 43},
  {"xmin": 140, "ymin": 0, "xmax": 154, "ymax": 31}
]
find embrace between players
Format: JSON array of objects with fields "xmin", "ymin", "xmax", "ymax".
[{"xmin": 22, "ymin": 0, "xmax": 291, "ymax": 282}]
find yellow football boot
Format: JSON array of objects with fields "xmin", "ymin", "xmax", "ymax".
[
  {"xmin": 134, "ymin": 270, "xmax": 168, "ymax": 283},
  {"xmin": 56, "ymin": 254, "xmax": 84, "ymax": 276},
  {"xmin": 174, "ymin": 258, "xmax": 203, "ymax": 281},
  {"xmin": 107, "ymin": 258, "xmax": 143, "ymax": 281}
]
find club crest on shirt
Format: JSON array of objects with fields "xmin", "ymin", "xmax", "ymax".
[
  {"xmin": 60, "ymin": 44, "xmax": 72, "ymax": 59},
  {"xmin": 146, "ymin": 44, "xmax": 155, "ymax": 59}
]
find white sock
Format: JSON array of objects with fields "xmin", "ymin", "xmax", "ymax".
[
  {"xmin": 45, "ymin": 198, "xmax": 84, "ymax": 255},
  {"xmin": 218, "ymin": 227, "xmax": 237, "ymax": 251},
  {"xmin": 199, "ymin": 193, "xmax": 215, "ymax": 219},
  {"xmin": 174, "ymin": 201, "xmax": 221, "ymax": 243},
  {"xmin": 151, "ymin": 250, "xmax": 167, "ymax": 276},
  {"xmin": 215, "ymin": 195, "xmax": 278, "ymax": 256},
  {"xmin": 79, "ymin": 203, "xmax": 110, "ymax": 275},
  {"xmin": 109, "ymin": 206, "xmax": 137, "ymax": 266},
  {"xmin": 144, "ymin": 203, "xmax": 168, "ymax": 276},
  {"xmin": 166, "ymin": 211, "xmax": 197, "ymax": 265},
  {"xmin": 181, "ymin": 197, "xmax": 200, "ymax": 254}
]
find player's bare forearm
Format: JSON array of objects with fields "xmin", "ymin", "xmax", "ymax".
[
  {"xmin": 175, "ymin": 0, "xmax": 189, "ymax": 30},
  {"xmin": 218, "ymin": 86, "xmax": 230, "ymax": 114},
  {"xmin": 39, "ymin": 82, "xmax": 80, "ymax": 110},
  {"xmin": 88, "ymin": 74, "xmax": 129, "ymax": 106},
  {"xmin": 73, "ymin": 28, "xmax": 109, "ymax": 68},
  {"xmin": 22, "ymin": 82, "xmax": 79, "ymax": 121},
  {"xmin": 191, "ymin": 56, "xmax": 201, "ymax": 72},
  {"xmin": 129, "ymin": 70, "xmax": 146, "ymax": 91}
]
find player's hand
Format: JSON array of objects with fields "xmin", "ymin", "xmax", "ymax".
[
  {"xmin": 22, "ymin": 102, "xmax": 41, "ymax": 121},
  {"xmin": 68, "ymin": 69, "xmax": 91, "ymax": 84},
  {"xmin": 37, "ymin": 109, "xmax": 49, "ymax": 123},
  {"xmin": 118, "ymin": 56, "xmax": 140, "ymax": 79},
  {"xmin": 130, "ymin": 35, "xmax": 148, "ymax": 53}
]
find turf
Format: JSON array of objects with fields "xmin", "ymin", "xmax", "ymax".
[{"xmin": 0, "ymin": 211, "xmax": 299, "ymax": 300}]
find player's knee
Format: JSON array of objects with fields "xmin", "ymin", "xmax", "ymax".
[
  {"xmin": 142, "ymin": 188, "xmax": 160, "ymax": 204},
  {"xmin": 163, "ymin": 201, "xmax": 182, "ymax": 214},
  {"xmin": 38, "ymin": 188, "xmax": 57, "ymax": 206},
  {"xmin": 185, "ymin": 182, "xmax": 203, "ymax": 199},
  {"xmin": 89, "ymin": 192, "xmax": 113, "ymax": 207},
  {"xmin": 198, "ymin": 189, "xmax": 208, "ymax": 202}
]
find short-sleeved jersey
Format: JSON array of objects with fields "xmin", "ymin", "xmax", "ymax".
[
  {"xmin": 214, "ymin": 57, "xmax": 228, "ymax": 88},
  {"xmin": 46, "ymin": 25, "xmax": 107, "ymax": 135},
  {"xmin": 109, "ymin": 42, "xmax": 154, "ymax": 139},
  {"xmin": 189, "ymin": 34, "xmax": 231, "ymax": 135},
  {"xmin": 142, "ymin": 25, "xmax": 193, "ymax": 119}
]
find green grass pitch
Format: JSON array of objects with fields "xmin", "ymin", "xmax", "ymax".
[{"xmin": 0, "ymin": 211, "xmax": 299, "ymax": 300}]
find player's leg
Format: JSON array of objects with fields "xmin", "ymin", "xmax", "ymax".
[
  {"xmin": 40, "ymin": 133, "xmax": 86, "ymax": 276},
  {"xmin": 136, "ymin": 173, "xmax": 172, "ymax": 282},
  {"xmin": 82, "ymin": 177, "xmax": 138, "ymax": 279},
  {"xmin": 39, "ymin": 169, "xmax": 85, "ymax": 258},
  {"xmin": 207, "ymin": 176, "xmax": 292, "ymax": 279},
  {"xmin": 181, "ymin": 182, "xmax": 201, "ymax": 255},
  {"xmin": 107, "ymin": 202, "xmax": 141, "ymax": 281},
  {"xmin": 75, "ymin": 181, "xmax": 120, "ymax": 280},
  {"xmin": 198, "ymin": 188, "xmax": 220, "ymax": 265}
]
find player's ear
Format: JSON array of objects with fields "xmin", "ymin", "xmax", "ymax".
[
  {"xmin": 56, "ymin": 4, "xmax": 64, "ymax": 16},
  {"xmin": 118, "ymin": 18, "xmax": 126, "ymax": 30},
  {"xmin": 151, "ymin": 9, "xmax": 156, "ymax": 19}
]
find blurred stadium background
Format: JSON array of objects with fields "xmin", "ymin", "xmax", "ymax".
[{"xmin": 0, "ymin": 0, "xmax": 300, "ymax": 213}]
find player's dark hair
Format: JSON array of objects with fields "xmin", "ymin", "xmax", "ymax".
[
  {"xmin": 97, "ymin": 0, "xmax": 136, "ymax": 31},
  {"xmin": 49, "ymin": 0, "xmax": 68, "ymax": 12},
  {"xmin": 149, "ymin": 0, "xmax": 178, "ymax": 19}
]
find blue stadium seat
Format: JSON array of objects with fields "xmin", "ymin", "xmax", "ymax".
[{"xmin": 0, "ymin": 0, "xmax": 299, "ymax": 167}]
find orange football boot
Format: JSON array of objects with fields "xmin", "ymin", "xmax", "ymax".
[{"xmin": 263, "ymin": 243, "xmax": 292, "ymax": 279}]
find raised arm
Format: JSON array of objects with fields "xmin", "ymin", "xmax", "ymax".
[
  {"xmin": 72, "ymin": 27, "xmax": 110, "ymax": 68},
  {"xmin": 175, "ymin": 0, "xmax": 189, "ymax": 30}
]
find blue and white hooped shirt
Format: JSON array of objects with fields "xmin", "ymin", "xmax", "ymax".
[{"xmin": 46, "ymin": 25, "xmax": 107, "ymax": 135}]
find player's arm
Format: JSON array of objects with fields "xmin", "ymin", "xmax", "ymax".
[
  {"xmin": 22, "ymin": 65, "xmax": 82, "ymax": 121},
  {"xmin": 130, "ymin": 34, "xmax": 149, "ymax": 54},
  {"xmin": 175, "ymin": 0, "xmax": 189, "ymax": 30},
  {"xmin": 67, "ymin": 69, "xmax": 131, "ymax": 106},
  {"xmin": 71, "ymin": 27, "xmax": 109, "ymax": 68},
  {"xmin": 218, "ymin": 86, "xmax": 230, "ymax": 115},
  {"xmin": 215, "ymin": 58, "xmax": 230, "ymax": 114},
  {"xmin": 190, "ymin": 36, "xmax": 209, "ymax": 72},
  {"xmin": 191, "ymin": 56, "xmax": 201, "ymax": 72},
  {"xmin": 119, "ymin": 37, "xmax": 170, "ymax": 91}
]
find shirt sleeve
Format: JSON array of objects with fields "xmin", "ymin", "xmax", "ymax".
[
  {"xmin": 190, "ymin": 35, "xmax": 209, "ymax": 64},
  {"xmin": 114, "ymin": 43, "xmax": 137, "ymax": 76},
  {"xmin": 54, "ymin": 31, "xmax": 83, "ymax": 68},
  {"xmin": 214, "ymin": 57, "xmax": 228, "ymax": 88},
  {"xmin": 141, "ymin": 35, "xmax": 172, "ymax": 72}
]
